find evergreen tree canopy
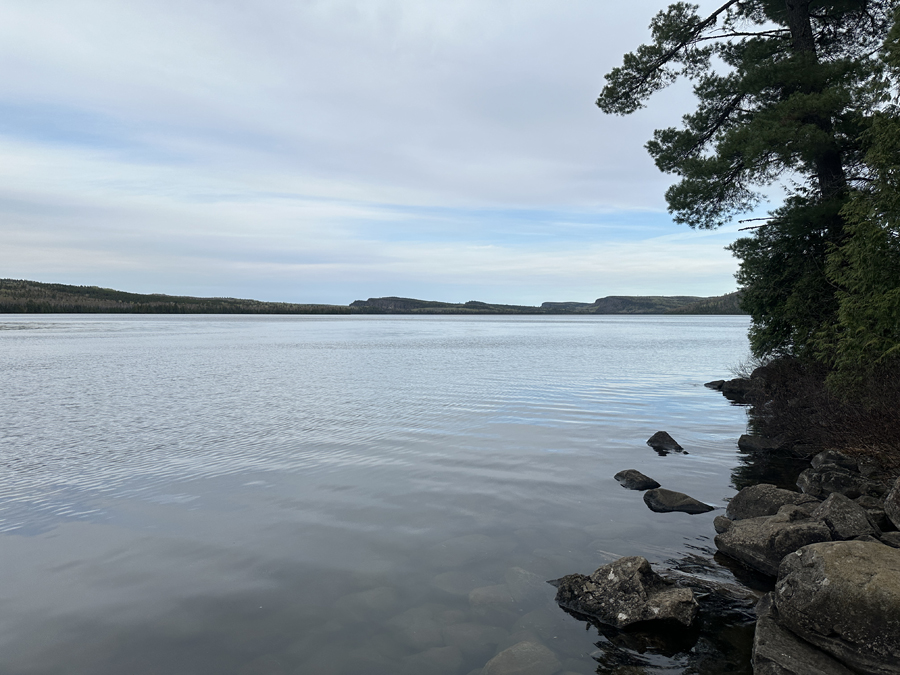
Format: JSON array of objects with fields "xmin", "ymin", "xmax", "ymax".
[{"xmin": 600, "ymin": 0, "xmax": 898, "ymax": 361}]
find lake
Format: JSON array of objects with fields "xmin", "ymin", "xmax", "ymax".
[{"xmin": 0, "ymin": 314, "xmax": 753, "ymax": 674}]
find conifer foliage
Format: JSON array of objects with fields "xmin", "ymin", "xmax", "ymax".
[{"xmin": 599, "ymin": 0, "xmax": 899, "ymax": 387}]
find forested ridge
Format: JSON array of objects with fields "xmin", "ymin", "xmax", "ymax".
[{"xmin": 0, "ymin": 279, "xmax": 744, "ymax": 315}]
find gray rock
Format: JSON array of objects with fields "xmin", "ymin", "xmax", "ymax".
[
  {"xmin": 714, "ymin": 515, "xmax": 733, "ymax": 534},
  {"xmin": 646, "ymin": 431, "xmax": 684, "ymax": 453},
  {"xmin": 714, "ymin": 505, "xmax": 832, "ymax": 577},
  {"xmin": 811, "ymin": 492, "xmax": 877, "ymax": 540},
  {"xmin": 614, "ymin": 469, "xmax": 661, "ymax": 491},
  {"xmin": 704, "ymin": 380, "xmax": 725, "ymax": 390},
  {"xmin": 553, "ymin": 556, "xmax": 698, "ymax": 628},
  {"xmin": 811, "ymin": 450, "xmax": 859, "ymax": 473},
  {"xmin": 725, "ymin": 483, "xmax": 820, "ymax": 521},
  {"xmin": 775, "ymin": 541, "xmax": 900, "ymax": 675},
  {"xmin": 880, "ymin": 531, "xmax": 900, "ymax": 548},
  {"xmin": 643, "ymin": 488, "xmax": 714, "ymax": 514},
  {"xmin": 856, "ymin": 495, "xmax": 894, "ymax": 532},
  {"xmin": 797, "ymin": 466, "xmax": 878, "ymax": 500},
  {"xmin": 738, "ymin": 434, "xmax": 788, "ymax": 453},
  {"xmin": 753, "ymin": 593, "xmax": 855, "ymax": 675},
  {"xmin": 481, "ymin": 641, "xmax": 561, "ymax": 675},
  {"xmin": 885, "ymin": 476, "xmax": 900, "ymax": 531}
]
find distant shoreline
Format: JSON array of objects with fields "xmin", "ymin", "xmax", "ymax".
[{"xmin": 0, "ymin": 279, "xmax": 746, "ymax": 315}]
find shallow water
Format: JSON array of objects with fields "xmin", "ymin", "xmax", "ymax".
[{"xmin": 0, "ymin": 315, "xmax": 752, "ymax": 674}]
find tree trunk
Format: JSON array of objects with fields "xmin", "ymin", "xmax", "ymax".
[{"xmin": 783, "ymin": 0, "xmax": 847, "ymax": 200}]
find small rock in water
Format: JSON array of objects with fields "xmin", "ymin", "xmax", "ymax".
[
  {"xmin": 704, "ymin": 380, "xmax": 725, "ymax": 390},
  {"xmin": 614, "ymin": 469, "xmax": 661, "ymax": 491},
  {"xmin": 646, "ymin": 431, "xmax": 684, "ymax": 454},
  {"xmin": 553, "ymin": 556, "xmax": 698, "ymax": 629},
  {"xmin": 643, "ymin": 488, "xmax": 714, "ymax": 514}
]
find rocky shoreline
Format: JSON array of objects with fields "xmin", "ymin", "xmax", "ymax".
[{"xmin": 547, "ymin": 368, "xmax": 900, "ymax": 674}]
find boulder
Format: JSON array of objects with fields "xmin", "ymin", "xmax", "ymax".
[
  {"xmin": 753, "ymin": 593, "xmax": 855, "ymax": 675},
  {"xmin": 646, "ymin": 431, "xmax": 684, "ymax": 453},
  {"xmin": 880, "ymin": 532, "xmax": 900, "ymax": 548},
  {"xmin": 811, "ymin": 492, "xmax": 877, "ymax": 540},
  {"xmin": 797, "ymin": 465, "xmax": 879, "ymax": 500},
  {"xmin": 811, "ymin": 450, "xmax": 859, "ymax": 473},
  {"xmin": 856, "ymin": 495, "xmax": 894, "ymax": 532},
  {"xmin": 614, "ymin": 469, "xmax": 661, "ymax": 491},
  {"xmin": 885, "ymin": 476, "xmax": 900, "ymax": 531},
  {"xmin": 713, "ymin": 515, "xmax": 733, "ymax": 534},
  {"xmin": 553, "ymin": 556, "xmax": 698, "ymax": 628},
  {"xmin": 725, "ymin": 483, "xmax": 820, "ymax": 521},
  {"xmin": 775, "ymin": 541, "xmax": 900, "ymax": 675},
  {"xmin": 481, "ymin": 641, "xmax": 561, "ymax": 675},
  {"xmin": 714, "ymin": 505, "xmax": 832, "ymax": 577},
  {"xmin": 643, "ymin": 488, "xmax": 714, "ymax": 514},
  {"xmin": 704, "ymin": 380, "xmax": 725, "ymax": 390}
]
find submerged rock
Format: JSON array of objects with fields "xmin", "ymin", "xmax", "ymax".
[
  {"xmin": 753, "ymin": 593, "xmax": 854, "ymax": 675},
  {"xmin": 643, "ymin": 488, "xmax": 714, "ymax": 515},
  {"xmin": 614, "ymin": 469, "xmax": 660, "ymax": 491},
  {"xmin": 774, "ymin": 541, "xmax": 900, "ymax": 674},
  {"xmin": 553, "ymin": 556, "xmax": 698, "ymax": 629},
  {"xmin": 714, "ymin": 505, "xmax": 832, "ymax": 577},
  {"xmin": 725, "ymin": 483, "xmax": 819, "ymax": 521},
  {"xmin": 646, "ymin": 431, "xmax": 684, "ymax": 453},
  {"xmin": 481, "ymin": 641, "xmax": 561, "ymax": 675}
]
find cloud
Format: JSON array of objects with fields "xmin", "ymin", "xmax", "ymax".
[{"xmin": 0, "ymin": 0, "xmax": 747, "ymax": 303}]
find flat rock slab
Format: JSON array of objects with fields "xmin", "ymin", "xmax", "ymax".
[
  {"xmin": 643, "ymin": 488, "xmax": 714, "ymax": 514},
  {"xmin": 714, "ymin": 505, "xmax": 832, "ymax": 577},
  {"xmin": 646, "ymin": 431, "xmax": 684, "ymax": 453},
  {"xmin": 481, "ymin": 640, "xmax": 561, "ymax": 675},
  {"xmin": 553, "ymin": 556, "xmax": 698, "ymax": 629},
  {"xmin": 753, "ymin": 593, "xmax": 854, "ymax": 675},
  {"xmin": 726, "ymin": 483, "xmax": 820, "ymax": 521},
  {"xmin": 775, "ymin": 541, "xmax": 900, "ymax": 675},
  {"xmin": 614, "ymin": 469, "xmax": 661, "ymax": 491}
]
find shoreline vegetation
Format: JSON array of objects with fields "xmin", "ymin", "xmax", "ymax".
[{"xmin": 0, "ymin": 279, "xmax": 746, "ymax": 315}]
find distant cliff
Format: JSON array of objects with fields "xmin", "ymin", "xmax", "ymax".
[{"xmin": 1, "ymin": 279, "xmax": 746, "ymax": 315}]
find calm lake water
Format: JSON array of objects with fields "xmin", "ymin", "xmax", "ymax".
[{"xmin": 0, "ymin": 315, "xmax": 753, "ymax": 674}]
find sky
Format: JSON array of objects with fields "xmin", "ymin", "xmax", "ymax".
[{"xmin": 0, "ymin": 0, "xmax": 761, "ymax": 305}]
